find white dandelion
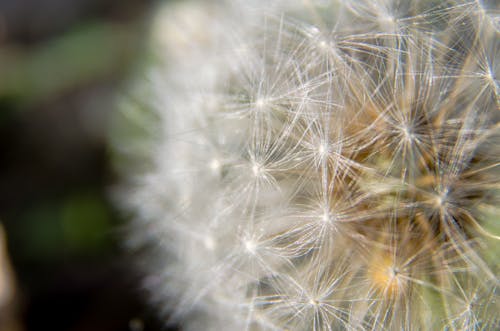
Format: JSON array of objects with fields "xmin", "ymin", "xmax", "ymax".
[{"xmin": 113, "ymin": 0, "xmax": 500, "ymax": 330}]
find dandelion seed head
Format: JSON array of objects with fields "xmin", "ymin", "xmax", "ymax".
[{"xmin": 116, "ymin": 0, "xmax": 500, "ymax": 330}]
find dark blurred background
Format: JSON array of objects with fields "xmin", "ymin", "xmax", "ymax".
[{"xmin": 0, "ymin": 0, "xmax": 172, "ymax": 330}]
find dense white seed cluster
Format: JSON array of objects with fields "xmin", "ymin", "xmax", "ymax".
[{"xmin": 115, "ymin": 0, "xmax": 499, "ymax": 330}]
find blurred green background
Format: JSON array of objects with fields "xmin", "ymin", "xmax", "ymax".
[{"xmin": 0, "ymin": 0, "xmax": 172, "ymax": 330}]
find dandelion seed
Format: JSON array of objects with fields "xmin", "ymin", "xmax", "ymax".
[
  {"xmin": 255, "ymin": 97, "xmax": 267, "ymax": 110},
  {"xmin": 210, "ymin": 158, "xmax": 221, "ymax": 171},
  {"xmin": 321, "ymin": 211, "xmax": 330, "ymax": 223},
  {"xmin": 252, "ymin": 162, "xmax": 262, "ymax": 177},
  {"xmin": 244, "ymin": 239, "xmax": 257, "ymax": 254},
  {"xmin": 369, "ymin": 254, "xmax": 406, "ymax": 296},
  {"xmin": 401, "ymin": 125, "xmax": 414, "ymax": 142},
  {"xmin": 317, "ymin": 143, "xmax": 329, "ymax": 159},
  {"xmin": 203, "ymin": 236, "xmax": 216, "ymax": 251}
]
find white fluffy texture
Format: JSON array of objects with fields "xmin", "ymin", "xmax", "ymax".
[{"xmin": 119, "ymin": 0, "xmax": 500, "ymax": 330}]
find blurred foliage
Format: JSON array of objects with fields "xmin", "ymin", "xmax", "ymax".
[
  {"xmin": 61, "ymin": 192, "xmax": 111, "ymax": 253},
  {"xmin": 0, "ymin": 21, "xmax": 142, "ymax": 106},
  {"xmin": 0, "ymin": 0, "xmax": 164, "ymax": 330},
  {"xmin": 18, "ymin": 191, "xmax": 112, "ymax": 261}
]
